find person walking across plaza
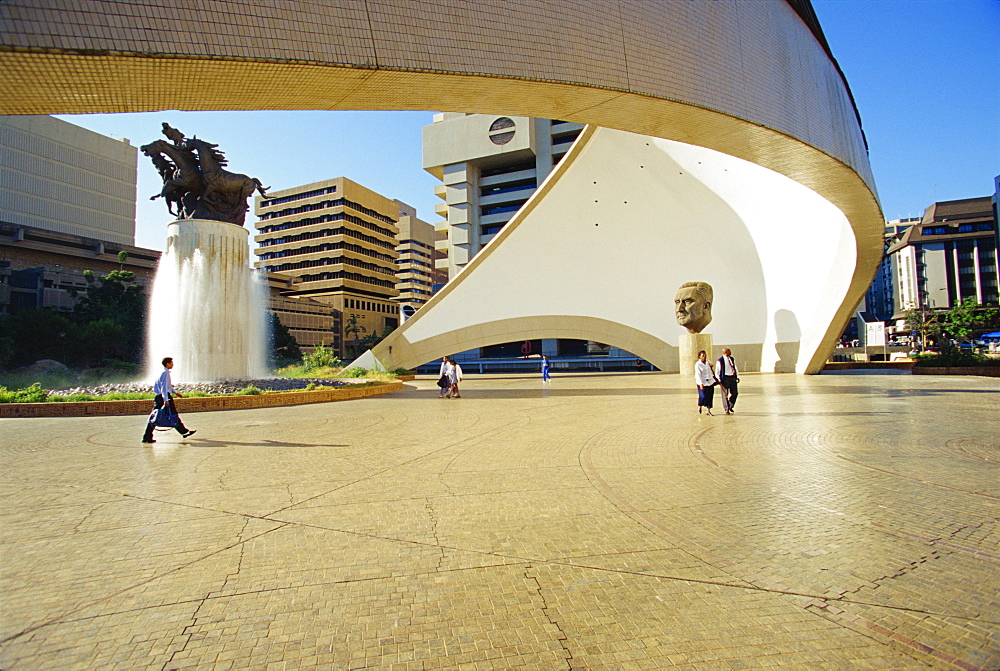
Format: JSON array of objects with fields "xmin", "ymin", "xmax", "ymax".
[
  {"xmin": 715, "ymin": 347, "xmax": 740, "ymax": 414},
  {"xmin": 694, "ymin": 349, "xmax": 718, "ymax": 416},
  {"xmin": 541, "ymin": 355, "xmax": 551, "ymax": 382},
  {"xmin": 142, "ymin": 357, "xmax": 196, "ymax": 443},
  {"xmin": 437, "ymin": 355, "xmax": 450, "ymax": 398},
  {"xmin": 446, "ymin": 357, "xmax": 463, "ymax": 398}
]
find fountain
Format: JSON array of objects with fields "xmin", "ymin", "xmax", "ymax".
[{"xmin": 141, "ymin": 123, "xmax": 271, "ymax": 382}]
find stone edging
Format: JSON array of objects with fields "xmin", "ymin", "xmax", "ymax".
[
  {"xmin": 823, "ymin": 361, "xmax": 914, "ymax": 371},
  {"xmin": 911, "ymin": 367, "xmax": 1000, "ymax": 377},
  {"xmin": 0, "ymin": 382, "xmax": 403, "ymax": 418}
]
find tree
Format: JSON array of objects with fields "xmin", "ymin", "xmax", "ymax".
[
  {"xmin": 344, "ymin": 313, "xmax": 367, "ymax": 357},
  {"xmin": 69, "ymin": 269, "xmax": 148, "ymax": 364},
  {"xmin": 903, "ymin": 307, "xmax": 941, "ymax": 350},
  {"xmin": 1, "ymin": 308, "xmax": 77, "ymax": 367},
  {"xmin": 269, "ymin": 313, "xmax": 301, "ymax": 362},
  {"xmin": 943, "ymin": 298, "xmax": 986, "ymax": 342}
]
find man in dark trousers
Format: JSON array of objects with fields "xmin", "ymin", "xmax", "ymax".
[
  {"xmin": 715, "ymin": 348, "xmax": 740, "ymax": 414},
  {"xmin": 142, "ymin": 356, "xmax": 196, "ymax": 443}
]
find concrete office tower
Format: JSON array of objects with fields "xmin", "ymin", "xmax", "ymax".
[
  {"xmin": 0, "ymin": 115, "xmax": 136, "ymax": 245},
  {"xmin": 394, "ymin": 200, "xmax": 446, "ymax": 315},
  {"xmin": 253, "ymin": 177, "xmax": 400, "ymax": 358},
  {"xmin": 423, "ymin": 114, "xmax": 583, "ymax": 279},
  {"xmin": 889, "ymin": 196, "xmax": 999, "ymax": 312}
]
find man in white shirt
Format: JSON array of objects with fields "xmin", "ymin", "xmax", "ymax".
[
  {"xmin": 142, "ymin": 356, "xmax": 196, "ymax": 443},
  {"xmin": 715, "ymin": 348, "xmax": 740, "ymax": 414}
]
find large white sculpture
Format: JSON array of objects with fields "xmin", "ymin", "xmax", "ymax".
[{"xmin": 371, "ymin": 128, "xmax": 857, "ymax": 373}]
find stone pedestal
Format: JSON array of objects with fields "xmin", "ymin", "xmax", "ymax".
[{"xmin": 678, "ymin": 332, "xmax": 713, "ymax": 380}]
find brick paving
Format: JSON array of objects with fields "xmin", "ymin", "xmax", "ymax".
[{"xmin": 1, "ymin": 371, "xmax": 997, "ymax": 670}]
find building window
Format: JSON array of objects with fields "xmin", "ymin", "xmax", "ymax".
[
  {"xmin": 488, "ymin": 117, "xmax": 516, "ymax": 145},
  {"xmin": 482, "ymin": 203, "xmax": 524, "ymax": 217}
]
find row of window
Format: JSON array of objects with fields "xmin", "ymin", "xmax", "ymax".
[
  {"xmin": 481, "ymin": 178, "xmax": 536, "ymax": 198},
  {"xmin": 260, "ymin": 185, "xmax": 337, "ymax": 208},
  {"xmin": 295, "ymin": 270, "xmax": 397, "ymax": 289},
  {"xmin": 258, "ymin": 217, "xmax": 397, "ymax": 250},
  {"xmin": 481, "ymin": 202, "xmax": 526, "ymax": 217},
  {"xmin": 399, "ymin": 258, "xmax": 431, "ymax": 269},
  {"xmin": 923, "ymin": 222, "xmax": 994, "ymax": 235},
  {"xmin": 399, "ymin": 239, "xmax": 434, "ymax": 251},
  {"xmin": 259, "ymin": 197, "xmax": 396, "ymax": 226},
  {"xmin": 345, "ymin": 297, "xmax": 395, "ymax": 313},
  {"xmin": 258, "ymin": 239, "xmax": 396, "ymax": 264},
  {"xmin": 265, "ymin": 255, "xmax": 397, "ymax": 277}
]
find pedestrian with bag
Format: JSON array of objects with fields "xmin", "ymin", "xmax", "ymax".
[
  {"xmin": 437, "ymin": 355, "xmax": 450, "ymax": 398},
  {"xmin": 694, "ymin": 349, "xmax": 719, "ymax": 416},
  {"xmin": 142, "ymin": 356, "xmax": 196, "ymax": 443}
]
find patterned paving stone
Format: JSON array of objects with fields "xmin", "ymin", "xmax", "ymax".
[{"xmin": 1, "ymin": 371, "xmax": 997, "ymax": 669}]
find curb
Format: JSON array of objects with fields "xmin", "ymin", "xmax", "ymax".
[
  {"xmin": 911, "ymin": 367, "xmax": 1000, "ymax": 377},
  {"xmin": 823, "ymin": 362, "xmax": 914, "ymax": 371},
  {"xmin": 0, "ymin": 382, "xmax": 404, "ymax": 418}
]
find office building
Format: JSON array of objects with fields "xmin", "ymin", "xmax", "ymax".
[
  {"xmin": 424, "ymin": 114, "xmax": 584, "ymax": 279},
  {"xmin": 0, "ymin": 116, "xmax": 159, "ymax": 315},
  {"xmin": 1, "ymin": 115, "xmax": 137, "ymax": 245},
  {"xmin": 887, "ymin": 195, "xmax": 999, "ymax": 313},
  {"xmin": 394, "ymin": 201, "xmax": 446, "ymax": 316},
  {"xmin": 253, "ymin": 177, "xmax": 400, "ymax": 358}
]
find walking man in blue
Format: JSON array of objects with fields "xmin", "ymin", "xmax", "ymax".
[
  {"xmin": 142, "ymin": 356, "xmax": 196, "ymax": 443},
  {"xmin": 541, "ymin": 355, "xmax": 551, "ymax": 382}
]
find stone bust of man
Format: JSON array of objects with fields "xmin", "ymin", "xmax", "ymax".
[{"xmin": 674, "ymin": 281, "xmax": 713, "ymax": 334}]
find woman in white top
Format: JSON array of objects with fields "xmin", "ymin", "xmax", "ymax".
[
  {"xmin": 438, "ymin": 356, "xmax": 450, "ymax": 398},
  {"xmin": 446, "ymin": 358, "xmax": 463, "ymax": 398},
  {"xmin": 694, "ymin": 349, "xmax": 718, "ymax": 415}
]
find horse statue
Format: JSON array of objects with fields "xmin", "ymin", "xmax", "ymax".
[
  {"xmin": 182, "ymin": 137, "xmax": 268, "ymax": 227},
  {"xmin": 140, "ymin": 139, "xmax": 203, "ymax": 218},
  {"xmin": 141, "ymin": 125, "xmax": 268, "ymax": 226}
]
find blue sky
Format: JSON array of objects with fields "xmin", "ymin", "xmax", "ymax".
[{"xmin": 58, "ymin": 0, "xmax": 999, "ymax": 251}]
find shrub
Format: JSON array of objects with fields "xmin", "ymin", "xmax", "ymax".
[
  {"xmin": 390, "ymin": 367, "xmax": 411, "ymax": 376},
  {"xmin": 912, "ymin": 351, "xmax": 990, "ymax": 367},
  {"xmin": 340, "ymin": 366, "xmax": 369, "ymax": 378},
  {"xmin": 234, "ymin": 385, "xmax": 264, "ymax": 395},
  {"xmin": 302, "ymin": 344, "xmax": 341, "ymax": 372},
  {"xmin": 0, "ymin": 383, "xmax": 51, "ymax": 403}
]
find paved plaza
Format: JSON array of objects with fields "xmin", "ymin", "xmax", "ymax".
[{"xmin": 1, "ymin": 371, "xmax": 997, "ymax": 670}]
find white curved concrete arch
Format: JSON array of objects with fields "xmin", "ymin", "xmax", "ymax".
[
  {"xmin": 0, "ymin": 1, "xmax": 883, "ymax": 372},
  {"xmin": 374, "ymin": 126, "xmax": 855, "ymax": 373}
]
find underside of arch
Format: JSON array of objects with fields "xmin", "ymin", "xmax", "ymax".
[{"xmin": 0, "ymin": 0, "xmax": 884, "ymax": 373}]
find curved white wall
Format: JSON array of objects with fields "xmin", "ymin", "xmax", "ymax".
[{"xmin": 382, "ymin": 127, "xmax": 855, "ymax": 373}]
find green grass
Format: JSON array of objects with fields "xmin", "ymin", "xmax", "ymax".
[{"xmin": 0, "ymin": 380, "xmax": 389, "ymax": 404}]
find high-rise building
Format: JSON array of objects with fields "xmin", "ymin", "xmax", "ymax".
[
  {"xmin": 862, "ymin": 217, "xmax": 920, "ymax": 321},
  {"xmin": 0, "ymin": 115, "xmax": 137, "ymax": 245},
  {"xmin": 888, "ymin": 196, "xmax": 999, "ymax": 312},
  {"xmin": 394, "ymin": 200, "xmax": 446, "ymax": 316},
  {"xmin": 253, "ymin": 177, "xmax": 401, "ymax": 357},
  {"xmin": 423, "ymin": 114, "xmax": 584, "ymax": 279}
]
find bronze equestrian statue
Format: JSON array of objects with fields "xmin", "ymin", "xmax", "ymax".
[{"xmin": 140, "ymin": 123, "xmax": 268, "ymax": 226}]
